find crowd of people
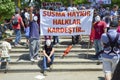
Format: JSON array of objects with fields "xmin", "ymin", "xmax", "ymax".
[{"xmin": 0, "ymin": 2, "xmax": 120, "ymax": 79}]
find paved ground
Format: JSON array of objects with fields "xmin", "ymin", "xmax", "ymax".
[{"xmin": 0, "ymin": 71, "xmax": 104, "ymax": 80}]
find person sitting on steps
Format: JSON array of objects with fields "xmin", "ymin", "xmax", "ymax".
[{"xmin": 41, "ymin": 40, "xmax": 55, "ymax": 76}]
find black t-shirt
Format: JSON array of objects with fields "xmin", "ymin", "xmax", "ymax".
[{"xmin": 43, "ymin": 44, "xmax": 53, "ymax": 55}]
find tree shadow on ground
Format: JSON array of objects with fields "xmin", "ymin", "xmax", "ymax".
[
  {"xmin": 60, "ymin": 41, "xmax": 72, "ymax": 45},
  {"xmin": 98, "ymin": 77, "xmax": 104, "ymax": 80},
  {"xmin": 78, "ymin": 53, "xmax": 95, "ymax": 59},
  {"xmin": 37, "ymin": 60, "xmax": 42, "ymax": 69},
  {"xmin": 80, "ymin": 41, "xmax": 93, "ymax": 49},
  {"xmin": 16, "ymin": 54, "xmax": 30, "ymax": 61}
]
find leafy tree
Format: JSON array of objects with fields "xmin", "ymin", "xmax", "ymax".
[{"xmin": 0, "ymin": 0, "xmax": 15, "ymax": 22}]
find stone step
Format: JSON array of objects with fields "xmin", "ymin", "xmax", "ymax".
[
  {"xmin": 9, "ymin": 58, "xmax": 99, "ymax": 65},
  {"xmin": 9, "ymin": 44, "xmax": 92, "ymax": 49},
  {"xmin": 10, "ymin": 35, "xmax": 90, "ymax": 39},
  {"xmin": 0, "ymin": 43, "xmax": 93, "ymax": 49},
  {"xmin": 0, "ymin": 39, "xmax": 90, "ymax": 46},
  {"xmin": 9, "ymin": 48, "xmax": 95, "ymax": 53},
  {"xmin": 0, "ymin": 64, "xmax": 102, "ymax": 73},
  {"xmin": 6, "ymin": 34, "xmax": 90, "ymax": 40},
  {"xmin": 10, "ymin": 52, "xmax": 95, "ymax": 59}
]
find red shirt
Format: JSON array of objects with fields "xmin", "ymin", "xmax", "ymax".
[
  {"xmin": 94, "ymin": 21, "xmax": 106, "ymax": 39},
  {"xmin": 117, "ymin": 26, "xmax": 120, "ymax": 33},
  {"xmin": 12, "ymin": 15, "xmax": 23, "ymax": 29}
]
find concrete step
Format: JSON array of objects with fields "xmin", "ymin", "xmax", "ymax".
[
  {"xmin": 9, "ymin": 48, "xmax": 95, "ymax": 53},
  {"xmin": 9, "ymin": 52, "xmax": 95, "ymax": 59},
  {"xmin": 10, "ymin": 35, "xmax": 90, "ymax": 39},
  {"xmin": 0, "ymin": 39, "xmax": 90, "ymax": 46},
  {"xmin": 10, "ymin": 44, "xmax": 92, "ymax": 48},
  {"xmin": 5, "ymin": 34, "xmax": 90, "ymax": 40},
  {"xmin": 9, "ymin": 58, "xmax": 99, "ymax": 65},
  {"xmin": 0, "ymin": 71, "xmax": 104, "ymax": 80},
  {"xmin": 0, "ymin": 43, "xmax": 93, "ymax": 49},
  {"xmin": 0, "ymin": 64, "xmax": 102, "ymax": 73}
]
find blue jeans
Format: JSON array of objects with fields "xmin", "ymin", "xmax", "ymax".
[
  {"xmin": 94, "ymin": 39, "xmax": 103, "ymax": 55},
  {"xmin": 29, "ymin": 38, "xmax": 40, "ymax": 59},
  {"xmin": 42, "ymin": 54, "xmax": 54, "ymax": 70},
  {"xmin": 14, "ymin": 29, "xmax": 21, "ymax": 45},
  {"xmin": 53, "ymin": 36, "xmax": 59, "ymax": 44}
]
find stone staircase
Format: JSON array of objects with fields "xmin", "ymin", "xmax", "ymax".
[{"xmin": 0, "ymin": 33, "xmax": 102, "ymax": 73}]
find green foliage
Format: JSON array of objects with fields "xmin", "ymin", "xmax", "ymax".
[
  {"xmin": 74, "ymin": 0, "xmax": 89, "ymax": 4},
  {"xmin": 111, "ymin": 0, "xmax": 120, "ymax": 7},
  {"xmin": 0, "ymin": 0, "xmax": 15, "ymax": 22}
]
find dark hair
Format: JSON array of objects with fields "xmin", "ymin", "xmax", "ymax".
[
  {"xmin": 49, "ymin": 7, "xmax": 54, "ymax": 10},
  {"xmin": 15, "ymin": 8, "xmax": 20, "ymax": 14},
  {"xmin": 113, "ymin": 4, "xmax": 118, "ymax": 9}
]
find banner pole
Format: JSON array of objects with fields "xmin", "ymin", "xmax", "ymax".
[{"xmin": 86, "ymin": 35, "xmax": 90, "ymax": 59}]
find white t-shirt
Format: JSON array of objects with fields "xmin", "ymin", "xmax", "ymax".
[{"xmin": 1, "ymin": 41, "xmax": 11, "ymax": 57}]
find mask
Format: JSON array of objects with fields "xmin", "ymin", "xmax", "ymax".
[
  {"xmin": 46, "ymin": 40, "xmax": 51, "ymax": 46},
  {"xmin": 95, "ymin": 16, "xmax": 101, "ymax": 22},
  {"xmin": 33, "ymin": 16, "xmax": 38, "ymax": 21}
]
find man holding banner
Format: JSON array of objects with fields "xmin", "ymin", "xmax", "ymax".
[{"xmin": 29, "ymin": 7, "xmax": 40, "ymax": 61}]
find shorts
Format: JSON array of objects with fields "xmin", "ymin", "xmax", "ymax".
[
  {"xmin": 0, "ymin": 57, "xmax": 10, "ymax": 62},
  {"xmin": 102, "ymin": 57, "xmax": 118, "ymax": 74}
]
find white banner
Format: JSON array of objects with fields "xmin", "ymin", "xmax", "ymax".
[
  {"xmin": 40, "ymin": 9, "xmax": 94, "ymax": 36},
  {"xmin": 96, "ymin": 0, "xmax": 111, "ymax": 4}
]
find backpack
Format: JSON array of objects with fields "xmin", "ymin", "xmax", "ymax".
[
  {"xmin": 103, "ymin": 33, "xmax": 119, "ymax": 54},
  {"xmin": 12, "ymin": 17, "xmax": 19, "ymax": 26}
]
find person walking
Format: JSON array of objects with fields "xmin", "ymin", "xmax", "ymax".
[
  {"xmin": 12, "ymin": 8, "xmax": 25, "ymax": 47},
  {"xmin": 92, "ymin": 15, "xmax": 107, "ymax": 59},
  {"xmin": 110, "ymin": 5, "xmax": 119, "ymax": 28},
  {"xmin": 101, "ymin": 25, "xmax": 120, "ymax": 80}
]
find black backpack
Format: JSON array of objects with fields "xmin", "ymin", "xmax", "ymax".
[
  {"xmin": 97, "ymin": 33, "xmax": 119, "ymax": 57},
  {"xmin": 12, "ymin": 17, "xmax": 19, "ymax": 26},
  {"xmin": 103, "ymin": 33, "xmax": 119, "ymax": 54}
]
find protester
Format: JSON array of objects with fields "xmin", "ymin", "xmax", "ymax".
[
  {"xmin": 12, "ymin": 8, "xmax": 25, "ymax": 47},
  {"xmin": 100, "ymin": 25, "xmax": 120, "ymax": 80},
  {"xmin": 53, "ymin": 36, "xmax": 59, "ymax": 45},
  {"xmin": 102, "ymin": 12, "xmax": 111, "ymax": 32},
  {"xmin": 92, "ymin": 15, "xmax": 107, "ymax": 59},
  {"xmin": 67, "ymin": 6, "xmax": 81, "ymax": 45},
  {"xmin": 24, "ymin": 22, "xmax": 30, "ymax": 49},
  {"xmin": 29, "ymin": 6, "xmax": 40, "ymax": 61},
  {"xmin": 110, "ymin": 5, "xmax": 119, "ymax": 28},
  {"xmin": 41, "ymin": 40, "xmax": 55, "ymax": 76}
]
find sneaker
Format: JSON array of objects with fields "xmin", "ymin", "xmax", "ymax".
[
  {"xmin": 30, "ymin": 58, "xmax": 35, "ymax": 62},
  {"xmin": 43, "ymin": 71, "xmax": 47, "ymax": 76},
  {"xmin": 41, "ymin": 70, "xmax": 47, "ymax": 76},
  {"xmin": 49, "ymin": 65, "xmax": 53, "ymax": 71},
  {"xmin": 37, "ymin": 56, "xmax": 40, "ymax": 60},
  {"xmin": 14, "ymin": 44, "xmax": 21, "ymax": 47},
  {"xmin": 56, "ymin": 43, "xmax": 59, "ymax": 46},
  {"xmin": 26, "ymin": 44, "xmax": 29, "ymax": 49}
]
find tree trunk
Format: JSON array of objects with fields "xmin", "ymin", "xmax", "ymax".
[{"xmin": 69, "ymin": 0, "xmax": 73, "ymax": 6}]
